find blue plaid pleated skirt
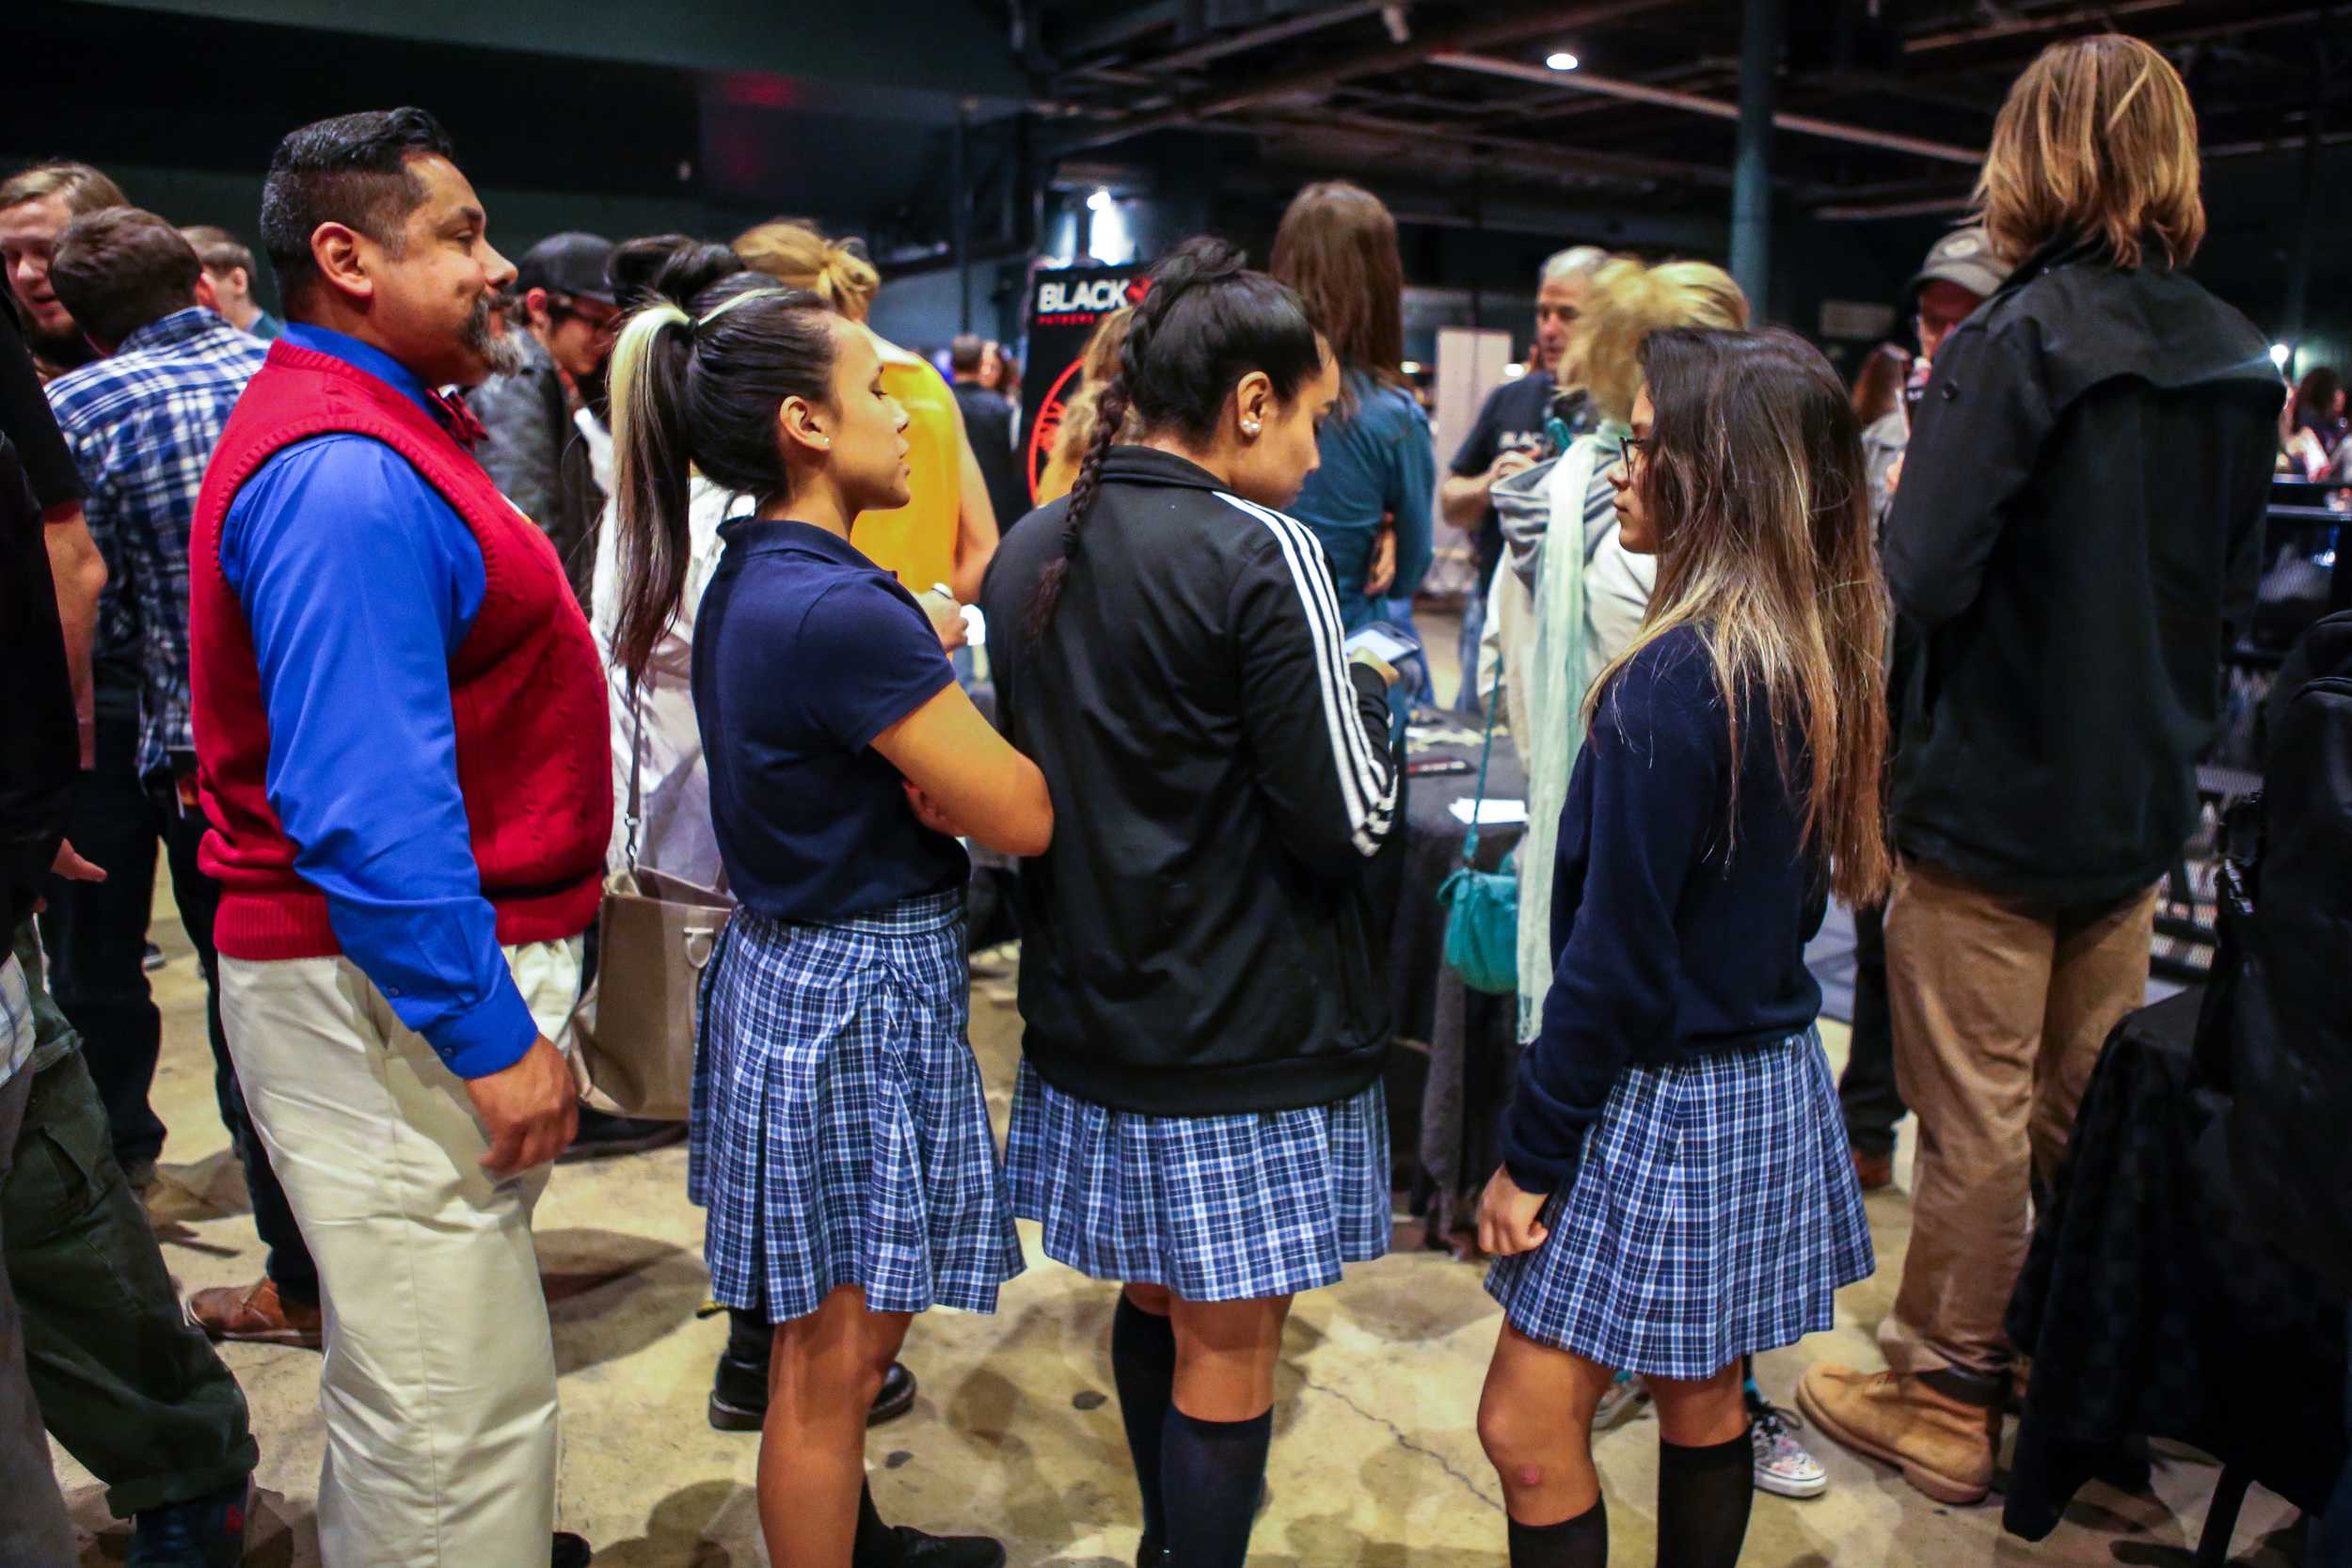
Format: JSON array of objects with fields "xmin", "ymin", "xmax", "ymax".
[
  {"xmin": 1004, "ymin": 1060, "xmax": 1391, "ymax": 1302},
  {"xmin": 1486, "ymin": 1028, "xmax": 1873, "ymax": 1379},
  {"xmin": 690, "ymin": 891, "xmax": 1025, "ymax": 1323}
]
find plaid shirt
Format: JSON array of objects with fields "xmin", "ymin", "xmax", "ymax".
[{"xmin": 46, "ymin": 309, "xmax": 267, "ymax": 780}]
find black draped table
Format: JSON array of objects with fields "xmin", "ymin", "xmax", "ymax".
[
  {"xmin": 970, "ymin": 681, "xmax": 1530, "ymax": 1246},
  {"xmin": 2005, "ymin": 988, "xmax": 2347, "ymax": 1546},
  {"xmin": 1386, "ymin": 710, "xmax": 1530, "ymax": 1251}
]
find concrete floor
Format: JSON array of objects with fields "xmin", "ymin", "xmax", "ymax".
[{"xmin": 46, "ymin": 906, "xmax": 2306, "ymax": 1567}]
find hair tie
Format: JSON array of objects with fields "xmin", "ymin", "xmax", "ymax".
[
  {"xmin": 695, "ymin": 287, "xmax": 789, "ymax": 332},
  {"xmin": 1061, "ymin": 524, "xmax": 1085, "ymax": 558}
]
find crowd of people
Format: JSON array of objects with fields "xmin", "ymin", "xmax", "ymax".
[{"xmin": 0, "ymin": 25, "xmax": 2310, "ymax": 1568}]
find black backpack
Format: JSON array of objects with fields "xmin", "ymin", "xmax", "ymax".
[{"xmin": 2216, "ymin": 609, "xmax": 2352, "ymax": 1296}]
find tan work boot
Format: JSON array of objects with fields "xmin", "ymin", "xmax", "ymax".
[
  {"xmin": 188, "ymin": 1276, "xmax": 324, "ymax": 1350},
  {"xmin": 1796, "ymin": 1363, "xmax": 1997, "ymax": 1505}
]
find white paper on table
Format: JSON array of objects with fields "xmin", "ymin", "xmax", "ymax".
[{"xmin": 1448, "ymin": 798, "xmax": 1529, "ymax": 827}]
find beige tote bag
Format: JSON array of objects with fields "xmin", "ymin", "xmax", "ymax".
[{"xmin": 568, "ymin": 683, "xmax": 732, "ymax": 1121}]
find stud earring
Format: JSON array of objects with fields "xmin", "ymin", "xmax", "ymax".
[{"xmin": 1242, "ymin": 420, "xmax": 1262, "ymax": 436}]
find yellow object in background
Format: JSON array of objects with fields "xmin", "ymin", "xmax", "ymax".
[{"xmin": 852, "ymin": 359, "xmax": 961, "ymax": 594}]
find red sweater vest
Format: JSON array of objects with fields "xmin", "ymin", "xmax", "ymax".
[{"xmin": 188, "ymin": 339, "xmax": 612, "ymax": 960}]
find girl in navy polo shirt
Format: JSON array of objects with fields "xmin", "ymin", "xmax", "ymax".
[
  {"xmin": 607, "ymin": 248, "xmax": 1052, "ymax": 1568},
  {"xmin": 1472, "ymin": 329, "xmax": 1888, "ymax": 1568}
]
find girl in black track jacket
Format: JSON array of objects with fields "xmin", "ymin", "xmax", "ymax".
[{"xmin": 979, "ymin": 237, "xmax": 1398, "ymax": 1568}]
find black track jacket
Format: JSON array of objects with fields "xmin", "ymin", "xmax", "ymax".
[{"xmin": 979, "ymin": 447, "xmax": 1398, "ymax": 1115}]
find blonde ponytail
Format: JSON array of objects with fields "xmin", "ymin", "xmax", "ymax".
[{"xmin": 733, "ymin": 219, "xmax": 881, "ymax": 321}]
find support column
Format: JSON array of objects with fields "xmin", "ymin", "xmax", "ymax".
[
  {"xmin": 953, "ymin": 101, "xmax": 973, "ymax": 332},
  {"xmin": 1729, "ymin": 0, "xmax": 1782, "ymax": 321}
]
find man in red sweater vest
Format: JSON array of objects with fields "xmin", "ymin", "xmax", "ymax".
[{"xmin": 187, "ymin": 109, "xmax": 607, "ymax": 1568}]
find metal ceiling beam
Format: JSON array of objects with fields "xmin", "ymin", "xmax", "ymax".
[
  {"xmin": 1144, "ymin": 0, "xmax": 1392, "ymax": 73},
  {"xmin": 1305, "ymin": 105, "xmax": 1737, "ymax": 186},
  {"xmin": 1812, "ymin": 192, "xmax": 1974, "ymax": 220},
  {"xmin": 1050, "ymin": 0, "xmax": 1682, "ymax": 152},
  {"xmin": 1902, "ymin": 0, "xmax": 2187, "ymax": 55},
  {"xmin": 1430, "ymin": 49, "xmax": 1985, "ymax": 165}
]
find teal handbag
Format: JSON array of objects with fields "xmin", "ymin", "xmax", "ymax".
[{"xmin": 1436, "ymin": 664, "xmax": 1518, "ymax": 996}]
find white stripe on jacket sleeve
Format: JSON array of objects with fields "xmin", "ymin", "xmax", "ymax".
[{"xmin": 1216, "ymin": 491, "xmax": 1399, "ymax": 857}]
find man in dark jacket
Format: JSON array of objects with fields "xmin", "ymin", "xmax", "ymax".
[
  {"xmin": 471, "ymin": 230, "xmax": 616, "ymax": 606},
  {"xmin": 1799, "ymin": 34, "xmax": 2283, "ymax": 1506},
  {"xmin": 948, "ymin": 332, "xmax": 1028, "ymax": 533}
]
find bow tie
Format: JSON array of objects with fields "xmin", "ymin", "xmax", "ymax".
[{"xmin": 426, "ymin": 388, "xmax": 488, "ymax": 449}]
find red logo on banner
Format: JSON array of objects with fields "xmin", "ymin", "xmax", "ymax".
[{"xmin": 1025, "ymin": 355, "xmax": 1086, "ymax": 505}]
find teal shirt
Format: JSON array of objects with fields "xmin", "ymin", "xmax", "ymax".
[{"xmin": 1287, "ymin": 372, "xmax": 1437, "ymax": 632}]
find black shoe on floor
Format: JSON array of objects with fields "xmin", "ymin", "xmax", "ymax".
[
  {"xmin": 552, "ymin": 1530, "xmax": 593, "ymax": 1568},
  {"xmin": 856, "ymin": 1525, "xmax": 1006, "ymax": 1568},
  {"xmin": 710, "ymin": 1333, "xmax": 917, "ymax": 1432},
  {"xmin": 143, "ymin": 940, "xmax": 167, "ymax": 973},
  {"xmin": 559, "ymin": 1106, "xmax": 687, "ymax": 1163}
]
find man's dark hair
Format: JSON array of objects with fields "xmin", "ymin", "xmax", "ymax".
[
  {"xmin": 949, "ymin": 332, "xmax": 986, "ymax": 375},
  {"xmin": 50, "ymin": 207, "xmax": 201, "ymax": 348},
  {"xmin": 259, "ymin": 107, "xmax": 456, "ymax": 313}
]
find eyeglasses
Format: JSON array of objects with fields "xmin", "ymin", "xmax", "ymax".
[
  {"xmin": 1613, "ymin": 434, "xmax": 1653, "ymax": 467},
  {"xmin": 550, "ymin": 294, "xmax": 623, "ymax": 334}
]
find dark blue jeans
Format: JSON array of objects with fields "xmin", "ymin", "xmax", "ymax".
[
  {"xmin": 36, "ymin": 689, "xmax": 165, "ymax": 1167},
  {"xmin": 152, "ymin": 776, "xmax": 318, "ymax": 1305},
  {"xmin": 1836, "ymin": 901, "xmax": 1909, "ymax": 1158}
]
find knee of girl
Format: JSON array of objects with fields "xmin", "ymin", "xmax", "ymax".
[{"xmin": 1476, "ymin": 1404, "xmax": 1541, "ymax": 1484}]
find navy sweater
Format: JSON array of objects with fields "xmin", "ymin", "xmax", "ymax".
[{"xmin": 1502, "ymin": 625, "xmax": 1828, "ymax": 1194}]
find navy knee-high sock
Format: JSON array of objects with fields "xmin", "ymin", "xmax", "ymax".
[
  {"xmin": 1656, "ymin": 1433, "xmax": 1753, "ymax": 1568},
  {"xmin": 1507, "ymin": 1497, "xmax": 1608, "ymax": 1568},
  {"xmin": 1161, "ymin": 1407, "xmax": 1273, "ymax": 1568},
  {"xmin": 1112, "ymin": 1295, "xmax": 1178, "ymax": 1550}
]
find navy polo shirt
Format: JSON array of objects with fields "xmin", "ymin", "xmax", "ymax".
[{"xmin": 692, "ymin": 515, "xmax": 968, "ymax": 922}]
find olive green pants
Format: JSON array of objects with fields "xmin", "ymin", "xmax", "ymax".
[{"xmin": 7, "ymin": 922, "xmax": 257, "ymax": 1517}]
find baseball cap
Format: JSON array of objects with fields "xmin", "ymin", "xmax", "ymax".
[
  {"xmin": 516, "ymin": 231, "xmax": 616, "ymax": 305},
  {"xmin": 1910, "ymin": 226, "xmax": 2005, "ymax": 301}
]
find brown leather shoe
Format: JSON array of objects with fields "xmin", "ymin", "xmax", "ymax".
[
  {"xmin": 189, "ymin": 1277, "xmax": 324, "ymax": 1350},
  {"xmin": 1795, "ymin": 1363, "xmax": 1996, "ymax": 1505},
  {"xmin": 1852, "ymin": 1148, "xmax": 1895, "ymax": 1191}
]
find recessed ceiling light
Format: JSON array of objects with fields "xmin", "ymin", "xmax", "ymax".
[{"xmin": 1547, "ymin": 51, "xmax": 1580, "ymax": 71}]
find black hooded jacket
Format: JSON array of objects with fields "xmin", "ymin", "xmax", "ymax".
[
  {"xmin": 979, "ymin": 447, "xmax": 1398, "ymax": 1115},
  {"xmin": 1885, "ymin": 236, "xmax": 2280, "ymax": 907}
]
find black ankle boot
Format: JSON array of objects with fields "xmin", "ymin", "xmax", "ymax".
[
  {"xmin": 854, "ymin": 1525, "xmax": 1007, "ymax": 1568},
  {"xmin": 708, "ymin": 1309, "xmax": 920, "ymax": 1431}
]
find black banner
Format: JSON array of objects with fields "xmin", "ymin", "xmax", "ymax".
[{"xmin": 1018, "ymin": 262, "xmax": 1152, "ymax": 504}]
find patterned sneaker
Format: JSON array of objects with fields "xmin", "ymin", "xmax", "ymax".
[
  {"xmin": 1751, "ymin": 1398, "xmax": 1830, "ymax": 1498},
  {"xmin": 1594, "ymin": 1370, "xmax": 1651, "ymax": 1432}
]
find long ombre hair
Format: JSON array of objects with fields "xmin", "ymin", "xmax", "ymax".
[
  {"xmin": 1974, "ymin": 33, "xmax": 2204, "ymax": 270},
  {"xmin": 1587, "ymin": 327, "xmax": 1891, "ymax": 906}
]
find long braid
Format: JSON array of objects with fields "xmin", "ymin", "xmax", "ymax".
[{"xmin": 1023, "ymin": 375, "xmax": 1128, "ymax": 641}]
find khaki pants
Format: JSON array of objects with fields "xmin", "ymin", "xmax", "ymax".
[
  {"xmin": 219, "ymin": 940, "xmax": 580, "ymax": 1568},
  {"xmin": 1880, "ymin": 859, "xmax": 2156, "ymax": 1385}
]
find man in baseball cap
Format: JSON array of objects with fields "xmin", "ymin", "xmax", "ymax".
[
  {"xmin": 1834, "ymin": 225, "xmax": 1999, "ymax": 1200},
  {"xmin": 470, "ymin": 230, "xmax": 619, "ymax": 606}
]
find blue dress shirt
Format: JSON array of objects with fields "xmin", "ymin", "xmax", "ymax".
[{"xmin": 218, "ymin": 323, "xmax": 540, "ymax": 1078}]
